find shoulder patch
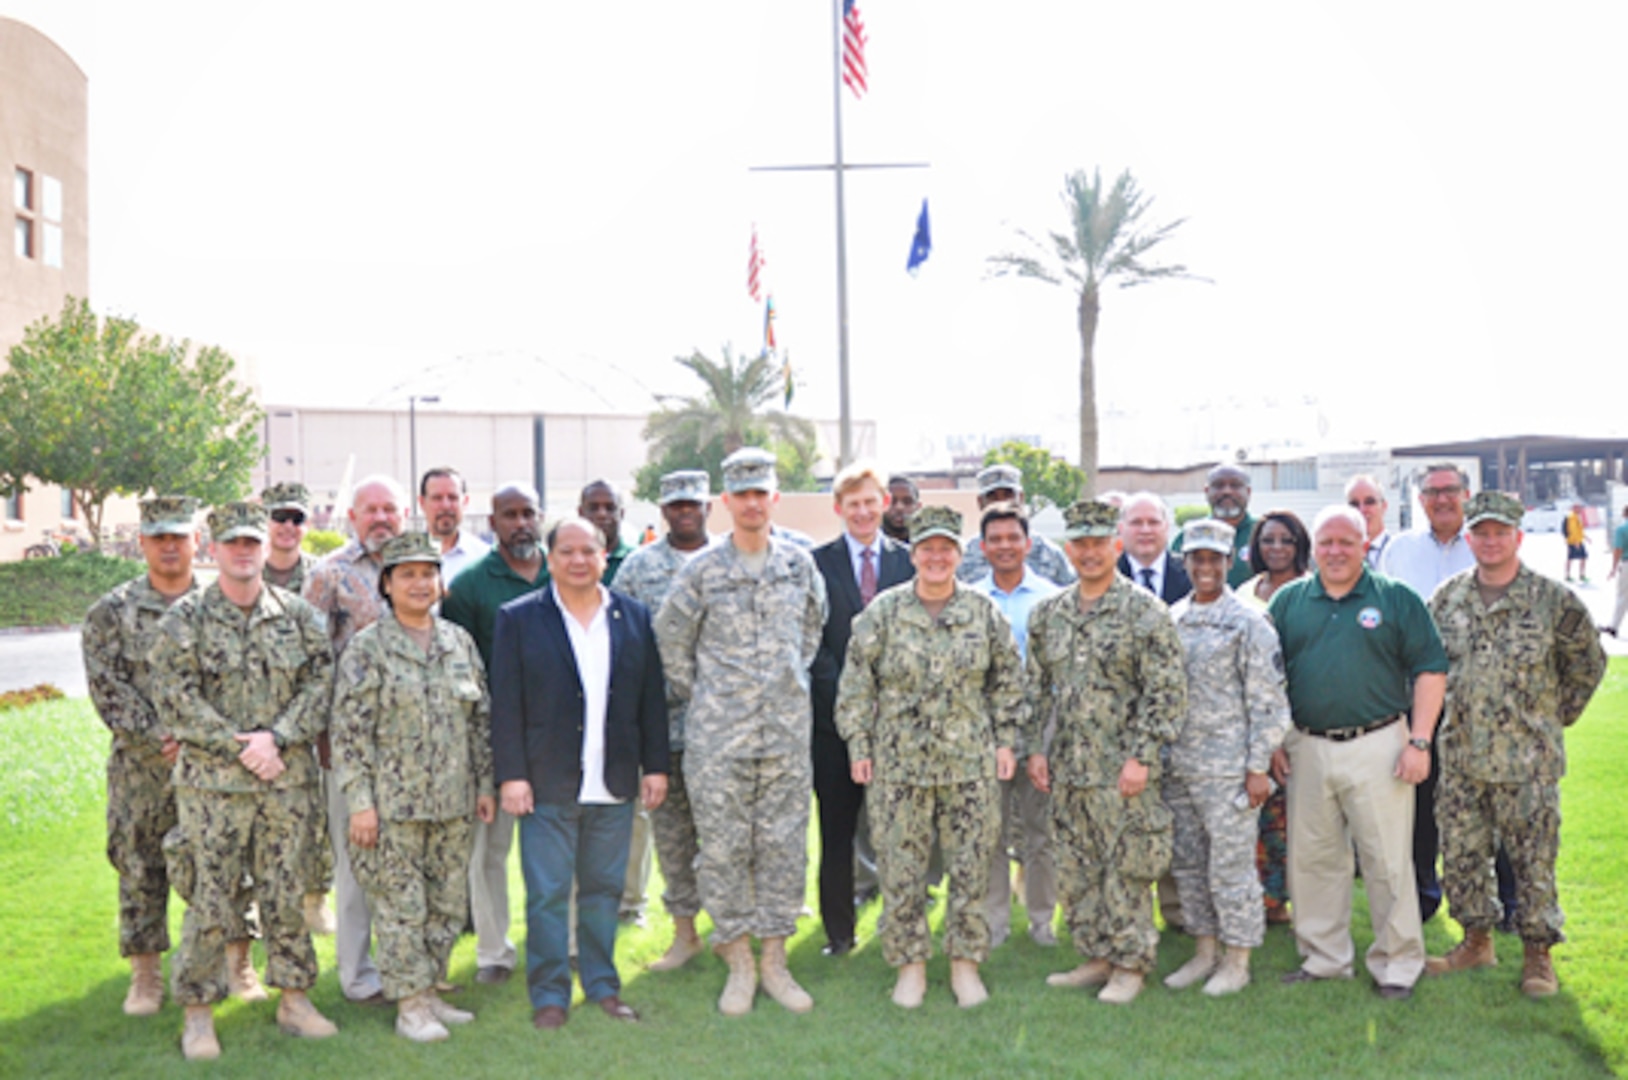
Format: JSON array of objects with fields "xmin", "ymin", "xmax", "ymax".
[{"xmin": 1558, "ymin": 608, "xmax": 1584, "ymax": 636}]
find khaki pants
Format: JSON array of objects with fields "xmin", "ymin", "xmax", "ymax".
[{"xmin": 1285, "ymin": 723, "xmax": 1424, "ymax": 987}]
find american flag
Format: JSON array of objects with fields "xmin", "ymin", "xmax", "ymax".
[
  {"xmin": 842, "ymin": 0, "xmax": 867, "ymax": 99},
  {"xmin": 747, "ymin": 225, "xmax": 764, "ymax": 301}
]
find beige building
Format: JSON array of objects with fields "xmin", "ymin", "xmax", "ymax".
[{"xmin": 1, "ymin": 16, "xmax": 91, "ymax": 561}]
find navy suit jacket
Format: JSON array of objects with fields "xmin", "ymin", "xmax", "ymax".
[
  {"xmin": 489, "ymin": 587, "xmax": 669, "ymax": 806},
  {"xmin": 810, "ymin": 534, "xmax": 914, "ymax": 737},
  {"xmin": 1116, "ymin": 551, "xmax": 1193, "ymax": 606}
]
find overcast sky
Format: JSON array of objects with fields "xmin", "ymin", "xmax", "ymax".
[{"xmin": 7, "ymin": 1, "xmax": 1625, "ymax": 470}]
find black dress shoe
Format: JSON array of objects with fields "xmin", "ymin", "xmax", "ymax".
[
  {"xmin": 475, "ymin": 965, "xmax": 513, "ymax": 985},
  {"xmin": 1375, "ymin": 983, "xmax": 1414, "ymax": 1001},
  {"xmin": 821, "ymin": 938, "xmax": 855, "ymax": 957}
]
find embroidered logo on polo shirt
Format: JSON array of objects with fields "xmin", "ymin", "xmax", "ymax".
[{"xmin": 1358, "ymin": 607, "xmax": 1383, "ymax": 630}]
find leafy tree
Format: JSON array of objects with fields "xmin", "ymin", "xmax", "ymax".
[
  {"xmin": 988, "ymin": 168, "xmax": 1201, "ymax": 493},
  {"xmin": 634, "ymin": 346, "xmax": 818, "ymax": 502},
  {"xmin": 982, "ymin": 441, "xmax": 1085, "ymax": 514},
  {"xmin": 0, "ymin": 298, "xmax": 263, "ymax": 544}
]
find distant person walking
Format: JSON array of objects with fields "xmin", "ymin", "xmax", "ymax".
[
  {"xmin": 1603, "ymin": 505, "xmax": 1628, "ymax": 637},
  {"xmin": 1563, "ymin": 503, "xmax": 1588, "ymax": 583}
]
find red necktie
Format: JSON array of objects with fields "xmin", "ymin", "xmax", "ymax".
[{"xmin": 860, "ymin": 547, "xmax": 877, "ymax": 607}]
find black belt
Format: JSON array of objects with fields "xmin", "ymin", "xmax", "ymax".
[{"xmin": 1297, "ymin": 715, "xmax": 1403, "ymax": 743}]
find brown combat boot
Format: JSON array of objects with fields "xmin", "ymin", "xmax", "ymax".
[
  {"xmin": 949, "ymin": 959, "xmax": 989, "ymax": 1008},
  {"xmin": 1097, "ymin": 967, "xmax": 1145, "ymax": 1005},
  {"xmin": 276, "ymin": 989, "xmax": 338, "ymax": 1038},
  {"xmin": 891, "ymin": 962, "xmax": 927, "ymax": 1008},
  {"xmin": 225, "ymin": 939, "xmax": 269, "ymax": 1002},
  {"xmin": 713, "ymin": 936, "xmax": 757, "ymax": 1017},
  {"xmin": 1520, "ymin": 942, "xmax": 1559, "ymax": 998},
  {"xmin": 759, "ymin": 936, "xmax": 813, "ymax": 1013},
  {"xmin": 1425, "ymin": 928, "xmax": 1497, "ymax": 977},
  {"xmin": 1046, "ymin": 958, "xmax": 1111, "ymax": 989},
  {"xmin": 181, "ymin": 1005, "xmax": 220, "ymax": 1061},
  {"xmin": 124, "ymin": 953, "xmax": 163, "ymax": 1016},
  {"xmin": 649, "ymin": 915, "xmax": 704, "ymax": 972}
]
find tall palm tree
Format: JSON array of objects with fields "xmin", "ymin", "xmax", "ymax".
[{"xmin": 988, "ymin": 168, "xmax": 1200, "ymax": 494}]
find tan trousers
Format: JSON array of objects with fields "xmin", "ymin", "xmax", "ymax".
[{"xmin": 1285, "ymin": 723, "xmax": 1424, "ymax": 987}]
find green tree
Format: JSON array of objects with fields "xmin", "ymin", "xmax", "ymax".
[
  {"xmin": 982, "ymin": 441, "xmax": 1085, "ymax": 514},
  {"xmin": 0, "ymin": 298, "xmax": 263, "ymax": 545},
  {"xmin": 988, "ymin": 168, "xmax": 1201, "ymax": 493},
  {"xmin": 635, "ymin": 346, "xmax": 818, "ymax": 502}
]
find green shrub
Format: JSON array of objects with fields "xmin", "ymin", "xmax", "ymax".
[
  {"xmin": 303, "ymin": 529, "xmax": 345, "ymax": 557},
  {"xmin": 0, "ymin": 550, "xmax": 144, "ymax": 628},
  {"xmin": 1173, "ymin": 503, "xmax": 1211, "ymax": 526}
]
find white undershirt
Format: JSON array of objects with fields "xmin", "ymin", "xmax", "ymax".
[{"xmin": 555, "ymin": 583, "xmax": 622, "ymax": 805}]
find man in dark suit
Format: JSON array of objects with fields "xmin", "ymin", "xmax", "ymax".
[
  {"xmin": 1117, "ymin": 491, "xmax": 1192, "ymax": 604},
  {"xmin": 810, "ymin": 463, "xmax": 914, "ymax": 955},
  {"xmin": 490, "ymin": 516, "xmax": 669, "ymax": 1031}
]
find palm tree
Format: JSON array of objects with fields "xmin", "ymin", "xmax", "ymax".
[{"xmin": 988, "ymin": 168, "xmax": 1201, "ymax": 494}]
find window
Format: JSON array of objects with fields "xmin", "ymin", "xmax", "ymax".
[
  {"xmin": 3, "ymin": 491, "xmax": 19, "ymax": 521},
  {"xmin": 42, "ymin": 176, "xmax": 61, "ymax": 221},
  {"xmin": 60, "ymin": 489, "xmax": 75, "ymax": 519},
  {"xmin": 13, "ymin": 167, "xmax": 30, "ymax": 210},
  {"xmin": 13, "ymin": 217, "xmax": 31, "ymax": 258},
  {"xmin": 43, "ymin": 223, "xmax": 61, "ymax": 267}
]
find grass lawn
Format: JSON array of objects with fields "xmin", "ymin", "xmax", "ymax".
[
  {"xmin": 0, "ymin": 552, "xmax": 144, "ymax": 629},
  {"xmin": 2, "ymin": 668, "xmax": 1625, "ymax": 1079}
]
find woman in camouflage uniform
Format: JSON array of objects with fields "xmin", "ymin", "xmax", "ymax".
[{"xmin": 331, "ymin": 532, "xmax": 496, "ymax": 1042}]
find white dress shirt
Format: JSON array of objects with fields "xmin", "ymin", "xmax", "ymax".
[
  {"xmin": 555, "ymin": 583, "xmax": 622, "ymax": 805},
  {"xmin": 1124, "ymin": 552, "xmax": 1165, "ymax": 598}
]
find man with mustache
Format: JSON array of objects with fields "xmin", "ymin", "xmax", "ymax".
[
  {"xmin": 1173, "ymin": 465, "xmax": 1257, "ymax": 589},
  {"xmin": 443, "ymin": 482, "xmax": 550, "ymax": 985},
  {"xmin": 419, "ymin": 467, "xmax": 489, "ymax": 585}
]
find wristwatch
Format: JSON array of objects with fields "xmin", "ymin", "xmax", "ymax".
[{"xmin": 1407, "ymin": 736, "xmax": 1431, "ymax": 751}]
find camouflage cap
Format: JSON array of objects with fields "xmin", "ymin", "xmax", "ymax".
[
  {"xmin": 977, "ymin": 464, "xmax": 1023, "ymax": 496},
  {"xmin": 1181, "ymin": 517, "xmax": 1236, "ymax": 556},
  {"xmin": 380, "ymin": 531, "xmax": 442, "ymax": 570},
  {"xmin": 659, "ymin": 469, "xmax": 711, "ymax": 505},
  {"xmin": 1062, "ymin": 499, "xmax": 1119, "ymax": 540},
  {"xmin": 261, "ymin": 481, "xmax": 312, "ymax": 512},
  {"xmin": 1465, "ymin": 491, "xmax": 1525, "ymax": 529},
  {"xmin": 208, "ymin": 501, "xmax": 268, "ymax": 543},
  {"xmin": 910, "ymin": 504, "xmax": 963, "ymax": 545},
  {"xmin": 139, "ymin": 495, "xmax": 200, "ymax": 537},
  {"xmin": 722, "ymin": 447, "xmax": 778, "ymax": 494}
]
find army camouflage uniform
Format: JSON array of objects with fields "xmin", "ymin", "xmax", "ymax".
[
  {"xmin": 1167, "ymin": 587, "xmax": 1290, "ymax": 949},
  {"xmin": 1025, "ymin": 575, "xmax": 1187, "ymax": 973},
  {"xmin": 148, "ymin": 581, "xmax": 333, "ymax": 1006},
  {"xmin": 958, "ymin": 533, "xmax": 1077, "ymax": 588},
  {"xmin": 1429, "ymin": 563, "xmax": 1606, "ymax": 946},
  {"xmin": 836, "ymin": 582, "xmax": 1023, "ymax": 966},
  {"xmin": 331, "ymin": 612, "xmax": 494, "ymax": 1001},
  {"xmin": 265, "ymin": 550, "xmax": 318, "ymax": 597},
  {"xmin": 611, "ymin": 535, "xmax": 712, "ymax": 920},
  {"xmin": 654, "ymin": 536, "xmax": 827, "ymax": 944}
]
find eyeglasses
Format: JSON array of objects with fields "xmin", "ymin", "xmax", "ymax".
[
  {"xmin": 1420, "ymin": 486, "xmax": 1463, "ymax": 500},
  {"xmin": 270, "ymin": 509, "xmax": 307, "ymax": 525},
  {"xmin": 1349, "ymin": 497, "xmax": 1382, "ymax": 508}
]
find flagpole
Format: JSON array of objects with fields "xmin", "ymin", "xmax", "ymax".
[{"xmin": 832, "ymin": 0, "xmax": 853, "ymax": 468}]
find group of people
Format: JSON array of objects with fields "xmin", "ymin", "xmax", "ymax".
[{"xmin": 83, "ymin": 450, "xmax": 1608, "ymax": 1059}]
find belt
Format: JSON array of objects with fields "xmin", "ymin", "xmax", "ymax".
[{"xmin": 1297, "ymin": 715, "xmax": 1403, "ymax": 743}]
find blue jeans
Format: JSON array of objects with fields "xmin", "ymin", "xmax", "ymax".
[{"xmin": 519, "ymin": 801, "xmax": 634, "ymax": 1010}]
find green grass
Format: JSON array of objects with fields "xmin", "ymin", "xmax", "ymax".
[
  {"xmin": 0, "ymin": 551, "xmax": 144, "ymax": 628},
  {"xmin": 2, "ymin": 674, "xmax": 1625, "ymax": 1078}
]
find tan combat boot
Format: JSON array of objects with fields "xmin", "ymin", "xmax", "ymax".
[
  {"xmin": 395, "ymin": 991, "xmax": 450, "ymax": 1043},
  {"xmin": 427, "ymin": 990, "xmax": 474, "ymax": 1025},
  {"xmin": 1097, "ymin": 967, "xmax": 1145, "ymax": 1005},
  {"xmin": 124, "ymin": 953, "xmax": 163, "ymax": 1016},
  {"xmin": 1520, "ymin": 942, "xmax": 1559, "ymax": 998},
  {"xmin": 891, "ymin": 962, "xmax": 927, "ymax": 1008},
  {"xmin": 713, "ymin": 936, "xmax": 757, "ymax": 1017},
  {"xmin": 276, "ymin": 989, "xmax": 338, "ymax": 1038},
  {"xmin": 1203, "ymin": 946, "xmax": 1252, "ymax": 997},
  {"xmin": 950, "ymin": 959, "xmax": 989, "ymax": 1008},
  {"xmin": 1425, "ymin": 928, "xmax": 1497, "ymax": 976},
  {"xmin": 649, "ymin": 915, "xmax": 704, "ymax": 972},
  {"xmin": 225, "ymin": 939, "xmax": 269, "ymax": 1002},
  {"xmin": 302, "ymin": 892, "xmax": 337, "ymax": 936},
  {"xmin": 181, "ymin": 1005, "xmax": 220, "ymax": 1061},
  {"xmin": 759, "ymin": 936, "xmax": 814, "ymax": 1013},
  {"xmin": 1046, "ymin": 958, "xmax": 1111, "ymax": 989},
  {"xmin": 1163, "ymin": 935, "xmax": 1219, "ymax": 990}
]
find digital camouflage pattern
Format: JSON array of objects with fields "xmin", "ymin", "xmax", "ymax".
[
  {"xmin": 958, "ymin": 532, "xmax": 1077, "ymax": 587},
  {"xmin": 330, "ymin": 613, "xmax": 494, "ymax": 821},
  {"xmin": 1052, "ymin": 785, "xmax": 1171, "ymax": 972},
  {"xmin": 1164, "ymin": 776, "xmax": 1263, "ymax": 947},
  {"xmin": 685, "ymin": 750, "xmax": 809, "ymax": 942},
  {"xmin": 648, "ymin": 751, "xmax": 701, "ymax": 918},
  {"xmin": 83, "ymin": 573, "xmax": 200, "ymax": 956},
  {"xmin": 612, "ymin": 536, "xmax": 714, "ymax": 752},
  {"xmin": 869, "ymin": 779, "xmax": 1000, "ymax": 965},
  {"xmin": 349, "ymin": 815, "xmax": 475, "ymax": 1000},
  {"xmin": 1429, "ymin": 562, "xmax": 1606, "ymax": 946},
  {"xmin": 835, "ymin": 583, "xmax": 1024, "ymax": 785}
]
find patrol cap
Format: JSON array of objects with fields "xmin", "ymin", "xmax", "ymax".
[
  {"xmin": 261, "ymin": 481, "xmax": 312, "ymax": 512},
  {"xmin": 1465, "ymin": 491, "xmax": 1524, "ymax": 529},
  {"xmin": 380, "ymin": 531, "xmax": 442, "ymax": 570},
  {"xmin": 1182, "ymin": 518, "xmax": 1236, "ymax": 556},
  {"xmin": 139, "ymin": 495, "xmax": 200, "ymax": 537},
  {"xmin": 722, "ymin": 447, "xmax": 778, "ymax": 494},
  {"xmin": 659, "ymin": 469, "xmax": 711, "ymax": 506},
  {"xmin": 909, "ymin": 504, "xmax": 963, "ymax": 545},
  {"xmin": 977, "ymin": 464, "xmax": 1023, "ymax": 496},
  {"xmin": 208, "ymin": 501, "xmax": 268, "ymax": 543},
  {"xmin": 1062, "ymin": 499, "xmax": 1119, "ymax": 540}
]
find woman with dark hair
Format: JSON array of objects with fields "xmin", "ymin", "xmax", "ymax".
[{"xmin": 1235, "ymin": 509, "xmax": 1309, "ymax": 926}]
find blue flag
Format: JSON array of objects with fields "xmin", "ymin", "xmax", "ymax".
[{"xmin": 906, "ymin": 198, "xmax": 931, "ymax": 276}]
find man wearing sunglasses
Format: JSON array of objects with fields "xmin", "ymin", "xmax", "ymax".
[{"xmin": 263, "ymin": 483, "xmax": 319, "ymax": 597}]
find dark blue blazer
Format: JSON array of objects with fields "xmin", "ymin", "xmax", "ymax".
[
  {"xmin": 489, "ymin": 587, "xmax": 669, "ymax": 806},
  {"xmin": 810, "ymin": 534, "xmax": 914, "ymax": 737}
]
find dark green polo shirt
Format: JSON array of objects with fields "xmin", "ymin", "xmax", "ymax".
[
  {"xmin": 1173, "ymin": 512, "xmax": 1256, "ymax": 588},
  {"xmin": 603, "ymin": 537, "xmax": 636, "ymax": 586},
  {"xmin": 442, "ymin": 547, "xmax": 550, "ymax": 669},
  {"xmin": 1267, "ymin": 567, "xmax": 1447, "ymax": 732}
]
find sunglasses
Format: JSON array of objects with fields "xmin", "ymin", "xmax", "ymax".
[{"xmin": 270, "ymin": 509, "xmax": 307, "ymax": 526}]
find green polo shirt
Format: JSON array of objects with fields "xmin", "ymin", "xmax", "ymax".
[
  {"xmin": 603, "ymin": 537, "xmax": 636, "ymax": 586},
  {"xmin": 1173, "ymin": 512, "xmax": 1256, "ymax": 588},
  {"xmin": 1267, "ymin": 567, "xmax": 1447, "ymax": 733},
  {"xmin": 441, "ymin": 547, "xmax": 550, "ymax": 669}
]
